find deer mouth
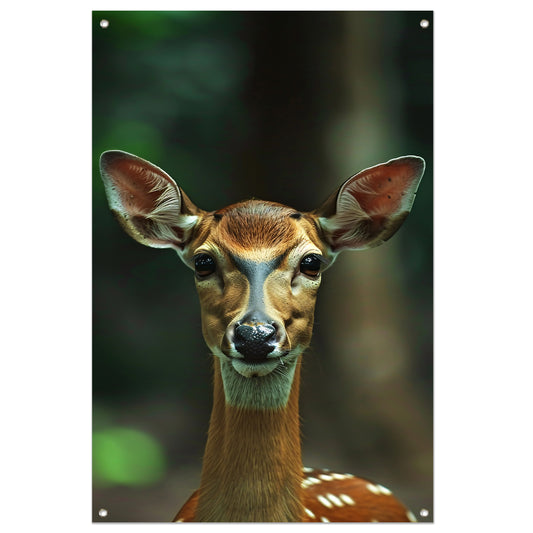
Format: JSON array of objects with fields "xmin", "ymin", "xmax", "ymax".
[{"xmin": 228, "ymin": 351, "xmax": 291, "ymax": 378}]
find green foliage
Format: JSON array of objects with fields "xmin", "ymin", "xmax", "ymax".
[
  {"xmin": 93, "ymin": 427, "xmax": 166, "ymax": 487},
  {"xmin": 99, "ymin": 120, "xmax": 164, "ymax": 164}
]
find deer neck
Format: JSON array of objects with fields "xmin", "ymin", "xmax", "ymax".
[{"xmin": 195, "ymin": 358, "xmax": 304, "ymax": 522}]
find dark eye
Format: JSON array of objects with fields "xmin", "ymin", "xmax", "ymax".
[
  {"xmin": 300, "ymin": 254, "xmax": 322, "ymax": 278},
  {"xmin": 194, "ymin": 254, "xmax": 216, "ymax": 278}
]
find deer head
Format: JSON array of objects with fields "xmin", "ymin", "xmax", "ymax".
[{"xmin": 100, "ymin": 150, "xmax": 424, "ymax": 410}]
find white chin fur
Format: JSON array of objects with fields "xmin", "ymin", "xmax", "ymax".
[
  {"xmin": 231, "ymin": 358, "xmax": 280, "ymax": 378},
  {"xmin": 218, "ymin": 349, "xmax": 303, "ymax": 409}
]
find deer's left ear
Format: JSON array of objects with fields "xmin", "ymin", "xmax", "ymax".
[{"xmin": 314, "ymin": 156, "xmax": 425, "ymax": 252}]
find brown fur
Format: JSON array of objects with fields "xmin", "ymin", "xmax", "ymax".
[
  {"xmin": 186, "ymin": 201, "xmax": 327, "ymax": 357},
  {"xmin": 194, "ymin": 358, "xmax": 304, "ymax": 522},
  {"xmin": 184, "ymin": 200, "xmax": 324, "ymax": 261}
]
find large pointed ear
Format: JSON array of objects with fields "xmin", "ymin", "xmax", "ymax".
[
  {"xmin": 314, "ymin": 156, "xmax": 425, "ymax": 253},
  {"xmin": 99, "ymin": 150, "xmax": 203, "ymax": 252}
]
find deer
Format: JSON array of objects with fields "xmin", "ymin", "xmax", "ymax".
[{"xmin": 99, "ymin": 149, "xmax": 425, "ymax": 522}]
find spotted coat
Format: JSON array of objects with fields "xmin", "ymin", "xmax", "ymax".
[{"xmin": 173, "ymin": 467, "xmax": 416, "ymax": 523}]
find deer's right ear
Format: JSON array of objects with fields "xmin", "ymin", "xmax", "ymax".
[{"xmin": 99, "ymin": 150, "xmax": 203, "ymax": 252}]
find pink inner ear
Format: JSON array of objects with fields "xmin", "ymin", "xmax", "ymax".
[
  {"xmin": 105, "ymin": 155, "xmax": 175, "ymax": 216},
  {"xmin": 320, "ymin": 156, "xmax": 425, "ymax": 252},
  {"xmin": 343, "ymin": 158, "xmax": 422, "ymax": 218}
]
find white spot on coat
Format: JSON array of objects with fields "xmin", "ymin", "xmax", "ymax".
[
  {"xmin": 339, "ymin": 494, "xmax": 355, "ymax": 506},
  {"xmin": 377, "ymin": 484, "xmax": 392, "ymax": 495},
  {"xmin": 366, "ymin": 483, "xmax": 380, "ymax": 495},
  {"xmin": 304, "ymin": 508, "xmax": 316, "ymax": 519},
  {"xmin": 331, "ymin": 473, "xmax": 347, "ymax": 480},
  {"xmin": 317, "ymin": 495, "xmax": 333, "ymax": 508},
  {"xmin": 326, "ymin": 493, "xmax": 344, "ymax": 507}
]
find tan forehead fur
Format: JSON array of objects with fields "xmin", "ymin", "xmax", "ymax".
[{"xmin": 191, "ymin": 200, "xmax": 324, "ymax": 260}]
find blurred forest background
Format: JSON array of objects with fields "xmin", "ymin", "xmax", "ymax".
[{"xmin": 93, "ymin": 11, "xmax": 433, "ymax": 522}]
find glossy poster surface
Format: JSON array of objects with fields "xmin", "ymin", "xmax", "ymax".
[{"xmin": 93, "ymin": 11, "xmax": 433, "ymax": 522}]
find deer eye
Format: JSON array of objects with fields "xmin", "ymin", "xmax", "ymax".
[
  {"xmin": 300, "ymin": 254, "xmax": 322, "ymax": 278},
  {"xmin": 194, "ymin": 254, "xmax": 216, "ymax": 278}
]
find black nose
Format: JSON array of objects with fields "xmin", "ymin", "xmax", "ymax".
[{"xmin": 234, "ymin": 322, "xmax": 277, "ymax": 360}]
